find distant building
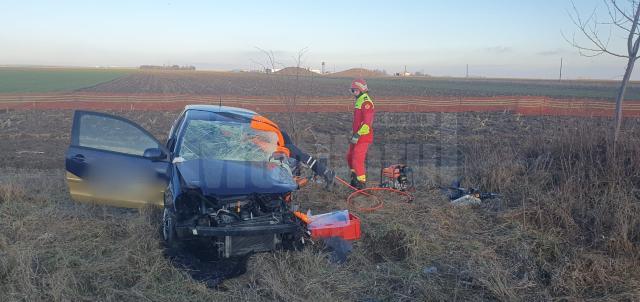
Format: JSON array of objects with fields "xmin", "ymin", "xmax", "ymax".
[
  {"xmin": 139, "ymin": 65, "xmax": 196, "ymax": 71},
  {"xmin": 413, "ymin": 71, "xmax": 431, "ymax": 77},
  {"xmin": 394, "ymin": 71, "xmax": 412, "ymax": 77}
]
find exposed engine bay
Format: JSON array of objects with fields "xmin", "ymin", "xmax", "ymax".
[{"xmin": 173, "ymin": 189, "xmax": 300, "ymax": 258}]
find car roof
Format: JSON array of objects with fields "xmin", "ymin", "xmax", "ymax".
[{"xmin": 184, "ymin": 105, "xmax": 258, "ymax": 118}]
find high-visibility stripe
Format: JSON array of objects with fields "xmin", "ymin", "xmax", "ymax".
[
  {"xmin": 357, "ymin": 124, "xmax": 370, "ymax": 135},
  {"xmin": 355, "ymin": 93, "xmax": 374, "ymax": 109},
  {"xmin": 306, "ymin": 157, "xmax": 316, "ymax": 169}
]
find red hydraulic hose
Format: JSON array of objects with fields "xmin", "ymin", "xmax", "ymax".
[{"xmin": 334, "ymin": 176, "xmax": 415, "ymax": 213}]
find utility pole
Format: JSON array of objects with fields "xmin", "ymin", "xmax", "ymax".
[
  {"xmin": 321, "ymin": 61, "xmax": 325, "ymax": 74},
  {"xmin": 466, "ymin": 64, "xmax": 469, "ymax": 78},
  {"xmin": 404, "ymin": 65, "xmax": 407, "ymax": 76},
  {"xmin": 559, "ymin": 58, "xmax": 563, "ymax": 81}
]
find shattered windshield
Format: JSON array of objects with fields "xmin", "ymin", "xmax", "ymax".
[{"xmin": 178, "ymin": 118, "xmax": 279, "ymax": 162}]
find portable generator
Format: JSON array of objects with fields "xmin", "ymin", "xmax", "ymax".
[{"xmin": 379, "ymin": 164, "xmax": 414, "ymax": 191}]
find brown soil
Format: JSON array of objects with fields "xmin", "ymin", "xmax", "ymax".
[
  {"xmin": 2, "ymin": 94, "xmax": 640, "ymax": 118},
  {"xmin": 68, "ymin": 69, "xmax": 640, "ymax": 100}
]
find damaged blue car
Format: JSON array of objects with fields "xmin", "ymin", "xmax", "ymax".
[{"xmin": 65, "ymin": 105, "xmax": 304, "ymax": 258}]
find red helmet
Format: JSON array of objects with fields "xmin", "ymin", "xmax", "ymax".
[{"xmin": 350, "ymin": 78, "xmax": 368, "ymax": 94}]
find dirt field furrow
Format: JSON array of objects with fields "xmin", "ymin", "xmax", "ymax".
[{"xmin": 1, "ymin": 94, "xmax": 640, "ymax": 117}]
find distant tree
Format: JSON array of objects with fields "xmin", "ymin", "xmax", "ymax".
[
  {"xmin": 254, "ymin": 47, "xmax": 282, "ymax": 74},
  {"xmin": 252, "ymin": 47, "xmax": 309, "ymax": 140},
  {"xmin": 565, "ymin": 0, "xmax": 640, "ymax": 142},
  {"xmin": 287, "ymin": 47, "xmax": 308, "ymax": 141},
  {"xmin": 372, "ymin": 69, "xmax": 388, "ymax": 76}
]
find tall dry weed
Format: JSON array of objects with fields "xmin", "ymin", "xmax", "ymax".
[{"xmin": 461, "ymin": 117, "xmax": 640, "ymax": 299}]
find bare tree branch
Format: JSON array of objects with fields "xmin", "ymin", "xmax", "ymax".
[
  {"xmin": 255, "ymin": 47, "xmax": 283, "ymax": 71},
  {"xmin": 627, "ymin": 1, "xmax": 640, "ymax": 54},
  {"xmin": 286, "ymin": 47, "xmax": 309, "ymax": 141},
  {"xmin": 612, "ymin": 0, "xmax": 634, "ymax": 22},
  {"xmin": 562, "ymin": 30, "xmax": 628, "ymax": 58},
  {"xmin": 602, "ymin": 0, "xmax": 640, "ymax": 39},
  {"xmin": 566, "ymin": 0, "xmax": 629, "ymax": 57},
  {"xmin": 566, "ymin": 0, "xmax": 640, "ymax": 142}
]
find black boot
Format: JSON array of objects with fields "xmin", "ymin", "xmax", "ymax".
[
  {"xmin": 350, "ymin": 171, "xmax": 358, "ymax": 187},
  {"xmin": 354, "ymin": 180, "xmax": 366, "ymax": 190}
]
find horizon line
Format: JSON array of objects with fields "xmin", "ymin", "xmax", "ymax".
[{"xmin": 0, "ymin": 64, "xmax": 630, "ymax": 82}]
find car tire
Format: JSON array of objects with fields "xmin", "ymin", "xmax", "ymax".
[
  {"xmin": 163, "ymin": 208, "xmax": 179, "ymax": 249},
  {"xmin": 282, "ymin": 232, "xmax": 305, "ymax": 252}
]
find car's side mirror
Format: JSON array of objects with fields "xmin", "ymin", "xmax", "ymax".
[{"xmin": 143, "ymin": 147, "xmax": 167, "ymax": 161}]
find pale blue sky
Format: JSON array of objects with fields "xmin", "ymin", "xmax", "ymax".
[{"xmin": 1, "ymin": 0, "xmax": 637, "ymax": 79}]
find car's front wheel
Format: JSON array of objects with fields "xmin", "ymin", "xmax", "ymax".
[{"xmin": 163, "ymin": 208, "xmax": 179, "ymax": 249}]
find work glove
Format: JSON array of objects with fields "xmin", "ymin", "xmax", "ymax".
[{"xmin": 350, "ymin": 133, "xmax": 360, "ymax": 144}]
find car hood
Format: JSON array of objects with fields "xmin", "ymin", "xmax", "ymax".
[{"xmin": 175, "ymin": 159, "xmax": 297, "ymax": 196}]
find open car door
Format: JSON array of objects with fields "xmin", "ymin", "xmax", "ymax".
[{"xmin": 65, "ymin": 111, "xmax": 170, "ymax": 208}]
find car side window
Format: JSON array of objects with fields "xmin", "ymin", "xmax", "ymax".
[{"xmin": 77, "ymin": 113, "xmax": 159, "ymax": 156}]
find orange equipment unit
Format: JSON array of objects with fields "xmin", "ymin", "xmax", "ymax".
[
  {"xmin": 380, "ymin": 164, "xmax": 414, "ymax": 192},
  {"xmin": 382, "ymin": 165, "xmax": 403, "ymax": 178},
  {"xmin": 309, "ymin": 213, "xmax": 361, "ymax": 241}
]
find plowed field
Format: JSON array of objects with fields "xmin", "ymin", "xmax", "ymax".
[{"xmin": 73, "ymin": 70, "xmax": 640, "ymax": 100}]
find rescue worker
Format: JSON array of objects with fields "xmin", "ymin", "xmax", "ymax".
[
  {"xmin": 346, "ymin": 79, "xmax": 375, "ymax": 189},
  {"xmin": 250, "ymin": 115, "xmax": 335, "ymax": 187}
]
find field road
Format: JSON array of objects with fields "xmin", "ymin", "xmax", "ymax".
[{"xmin": 1, "ymin": 92, "xmax": 640, "ymax": 117}]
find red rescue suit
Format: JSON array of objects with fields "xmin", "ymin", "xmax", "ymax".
[{"xmin": 346, "ymin": 92, "xmax": 375, "ymax": 182}]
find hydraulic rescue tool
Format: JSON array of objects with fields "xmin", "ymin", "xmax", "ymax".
[{"xmin": 379, "ymin": 164, "xmax": 414, "ymax": 192}]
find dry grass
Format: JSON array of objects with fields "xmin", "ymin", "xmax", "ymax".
[
  {"xmin": 0, "ymin": 168, "xmax": 514, "ymax": 301},
  {"xmin": 2, "ymin": 114, "xmax": 640, "ymax": 301},
  {"xmin": 460, "ymin": 117, "xmax": 640, "ymax": 301},
  {"xmin": 0, "ymin": 169, "xmax": 220, "ymax": 301}
]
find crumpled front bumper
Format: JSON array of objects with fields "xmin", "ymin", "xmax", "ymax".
[{"xmin": 175, "ymin": 223, "xmax": 300, "ymax": 237}]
